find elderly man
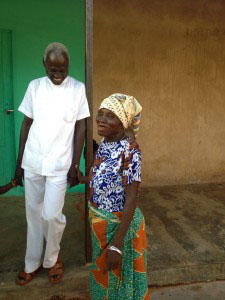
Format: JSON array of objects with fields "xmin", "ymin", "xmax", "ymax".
[{"xmin": 15, "ymin": 42, "xmax": 90, "ymax": 285}]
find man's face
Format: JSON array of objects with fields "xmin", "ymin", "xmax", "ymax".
[{"xmin": 44, "ymin": 51, "xmax": 69, "ymax": 85}]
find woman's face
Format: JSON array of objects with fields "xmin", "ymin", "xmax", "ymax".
[{"xmin": 96, "ymin": 108, "xmax": 124, "ymax": 141}]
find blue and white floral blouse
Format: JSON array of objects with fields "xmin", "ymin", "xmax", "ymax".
[{"xmin": 90, "ymin": 137, "xmax": 142, "ymax": 212}]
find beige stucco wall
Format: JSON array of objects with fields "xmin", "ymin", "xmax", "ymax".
[{"xmin": 93, "ymin": 0, "xmax": 225, "ymax": 186}]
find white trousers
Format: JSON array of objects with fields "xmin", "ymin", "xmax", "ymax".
[{"xmin": 24, "ymin": 170, "xmax": 67, "ymax": 273}]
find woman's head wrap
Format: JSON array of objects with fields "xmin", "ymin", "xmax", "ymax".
[{"xmin": 99, "ymin": 93, "xmax": 142, "ymax": 138}]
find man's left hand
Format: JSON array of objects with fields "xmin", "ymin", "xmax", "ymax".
[{"xmin": 67, "ymin": 166, "xmax": 79, "ymax": 188}]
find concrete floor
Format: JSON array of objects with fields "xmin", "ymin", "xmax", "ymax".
[
  {"xmin": 143, "ymin": 183, "xmax": 225, "ymax": 285},
  {"xmin": 0, "ymin": 182, "xmax": 225, "ymax": 299},
  {"xmin": 150, "ymin": 281, "xmax": 225, "ymax": 300}
]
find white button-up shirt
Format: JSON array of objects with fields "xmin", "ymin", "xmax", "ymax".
[{"xmin": 18, "ymin": 76, "xmax": 90, "ymax": 176}]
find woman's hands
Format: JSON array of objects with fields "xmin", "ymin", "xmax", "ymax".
[
  {"xmin": 75, "ymin": 165, "xmax": 90, "ymax": 184},
  {"xmin": 104, "ymin": 248, "xmax": 122, "ymax": 273},
  {"xmin": 103, "ymin": 181, "xmax": 140, "ymax": 273}
]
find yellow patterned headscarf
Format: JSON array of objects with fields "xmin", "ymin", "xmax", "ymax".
[{"xmin": 99, "ymin": 93, "xmax": 142, "ymax": 138}]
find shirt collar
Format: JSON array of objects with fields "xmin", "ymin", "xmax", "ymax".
[{"xmin": 46, "ymin": 75, "xmax": 69, "ymax": 88}]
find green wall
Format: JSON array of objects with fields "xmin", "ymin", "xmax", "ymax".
[{"xmin": 0, "ymin": 0, "xmax": 86, "ymax": 195}]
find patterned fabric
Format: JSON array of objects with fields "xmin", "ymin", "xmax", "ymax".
[
  {"xmin": 90, "ymin": 137, "xmax": 142, "ymax": 212},
  {"xmin": 127, "ymin": 112, "xmax": 142, "ymax": 138},
  {"xmin": 89, "ymin": 204, "xmax": 150, "ymax": 300},
  {"xmin": 99, "ymin": 93, "xmax": 142, "ymax": 137}
]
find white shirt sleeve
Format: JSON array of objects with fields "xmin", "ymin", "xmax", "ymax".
[
  {"xmin": 18, "ymin": 82, "xmax": 34, "ymax": 119},
  {"xmin": 77, "ymin": 84, "xmax": 90, "ymax": 121}
]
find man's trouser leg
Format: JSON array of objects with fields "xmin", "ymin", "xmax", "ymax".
[
  {"xmin": 24, "ymin": 171, "xmax": 67, "ymax": 273},
  {"xmin": 41, "ymin": 175, "xmax": 67, "ymax": 269},
  {"xmin": 24, "ymin": 171, "xmax": 45, "ymax": 273}
]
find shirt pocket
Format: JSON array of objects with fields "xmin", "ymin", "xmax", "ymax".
[
  {"xmin": 33, "ymin": 98, "xmax": 47, "ymax": 120},
  {"xmin": 63, "ymin": 106, "xmax": 78, "ymax": 123}
]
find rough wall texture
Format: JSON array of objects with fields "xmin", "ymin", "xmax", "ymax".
[{"xmin": 93, "ymin": 0, "xmax": 225, "ymax": 186}]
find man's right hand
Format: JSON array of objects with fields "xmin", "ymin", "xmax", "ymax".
[
  {"xmin": 14, "ymin": 115, "xmax": 33, "ymax": 187},
  {"xmin": 14, "ymin": 164, "xmax": 24, "ymax": 186}
]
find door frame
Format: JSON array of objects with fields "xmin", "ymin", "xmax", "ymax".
[
  {"xmin": 0, "ymin": 30, "xmax": 16, "ymax": 187},
  {"xmin": 85, "ymin": 0, "xmax": 93, "ymax": 263}
]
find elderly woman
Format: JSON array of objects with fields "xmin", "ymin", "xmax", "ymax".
[{"xmin": 78, "ymin": 94, "xmax": 149, "ymax": 299}]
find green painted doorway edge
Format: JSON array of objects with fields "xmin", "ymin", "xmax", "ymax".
[{"xmin": 0, "ymin": 30, "xmax": 16, "ymax": 192}]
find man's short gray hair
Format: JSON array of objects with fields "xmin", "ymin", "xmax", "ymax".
[{"xmin": 44, "ymin": 42, "xmax": 70, "ymax": 63}]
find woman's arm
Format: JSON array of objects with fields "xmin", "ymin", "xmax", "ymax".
[
  {"xmin": 75, "ymin": 165, "xmax": 90, "ymax": 184},
  {"xmin": 105, "ymin": 181, "xmax": 139, "ymax": 272},
  {"xmin": 0, "ymin": 182, "xmax": 13, "ymax": 195}
]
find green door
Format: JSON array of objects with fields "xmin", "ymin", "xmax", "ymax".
[{"xmin": 0, "ymin": 30, "xmax": 16, "ymax": 188}]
